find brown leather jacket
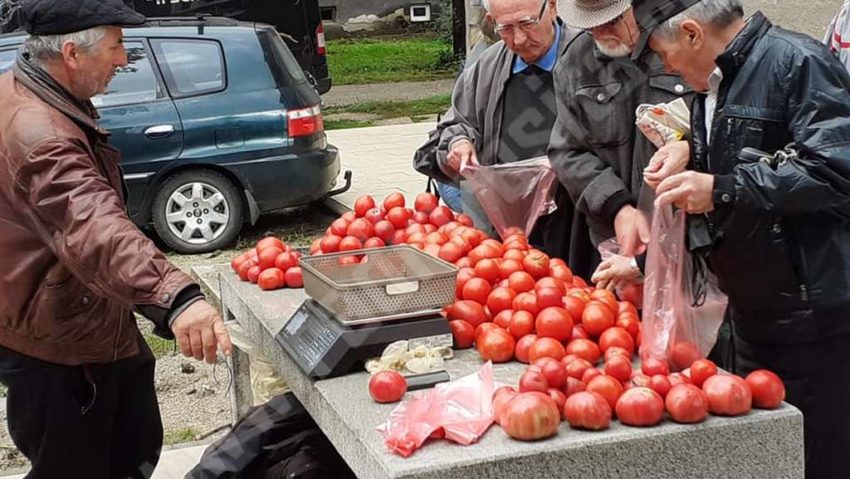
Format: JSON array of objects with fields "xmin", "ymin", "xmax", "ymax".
[{"xmin": 0, "ymin": 57, "xmax": 197, "ymax": 366}]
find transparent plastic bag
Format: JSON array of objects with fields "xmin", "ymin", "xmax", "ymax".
[
  {"xmin": 640, "ymin": 205, "xmax": 728, "ymax": 370},
  {"xmin": 597, "ymin": 238, "xmax": 644, "ymax": 309},
  {"xmin": 376, "ymin": 362, "xmax": 495, "ymax": 457},
  {"xmin": 460, "ymin": 157, "xmax": 558, "ymax": 238}
]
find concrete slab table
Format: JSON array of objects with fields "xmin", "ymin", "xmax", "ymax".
[{"xmin": 194, "ymin": 264, "xmax": 805, "ymax": 479}]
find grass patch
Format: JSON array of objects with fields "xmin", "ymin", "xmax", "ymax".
[
  {"xmin": 164, "ymin": 427, "xmax": 199, "ymax": 445},
  {"xmin": 144, "ymin": 332, "xmax": 175, "ymax": 359},
  {"xmin": 326, "ymin": 37, "xmax": 456, "ymax": 85},
  {"xmin": 324, "ymin": 94, "xmax": 451, "ymax": 130}
]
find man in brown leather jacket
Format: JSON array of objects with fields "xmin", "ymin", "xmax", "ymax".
[{"xmin": 0, "ymin": 1, "xmax": 232, "ymax": 477}]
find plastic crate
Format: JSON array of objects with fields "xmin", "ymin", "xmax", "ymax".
[{"xmin": 299, "ymin": 245, "xmax": 458, "ymax": 322}]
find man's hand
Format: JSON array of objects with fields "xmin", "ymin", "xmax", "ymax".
[
  {"xmin": 446, "ymin": 138, "xmax": 479, "ymax": 175},
  {"xmin": 592, "ymin": 255, "xmax": 641, "ymax": 291},
  {"xmin": 644, "ymin": 141, "xmax": 690, "ymax": 190},
  {"xmin": 171, "ymin": 300, "xmax": 232, "ymax": 364},
  {"xmin": 655, "ymin": 171, "xmax": 716, "ymax": 214},
  {"xmin": 614, "ymin": 205, "xmax": 650, "ymax": 257}
]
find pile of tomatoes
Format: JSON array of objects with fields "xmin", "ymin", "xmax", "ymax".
[
  {"xmin": 493, "ymin": 354, "xmax": 786, "ymax": 441},
  {"xmin": 230, "ymin": 237, "xmax": 304, "ymax": 291},
  {"xmin": 307, "ymin": 192, "xmax": 482, "ymax": 265}
]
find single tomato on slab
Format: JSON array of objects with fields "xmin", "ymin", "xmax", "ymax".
[
  {"xmin": 563, "ymin": 391, "xmax": 612, "ymax": 431},
  {"xmin": 369, "ymin": 371, "xmax": 407, "ymax": 403},
  {"xmin": 501, "ymin": 392, "xmax": 561, "ymax": 441},
  {"xmin": 615, "ymin": 387, "xmax": 665, "ymax": 427}
]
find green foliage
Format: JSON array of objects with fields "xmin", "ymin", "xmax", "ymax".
[{"xmin": 326, "ymin": 37, "xmax": 455, "ymax": 85}]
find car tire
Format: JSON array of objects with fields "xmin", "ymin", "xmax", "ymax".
[{"xmin": 152, "ymin": 170, "xmax": 244, "ymax": 254}]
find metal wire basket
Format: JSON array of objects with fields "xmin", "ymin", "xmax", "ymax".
[{"xmin": 299, "ymin": 245, "xmax": 458, "ymax": 323}]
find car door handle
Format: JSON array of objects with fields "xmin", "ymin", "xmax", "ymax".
[{"xmin": 144, "ymin": 125, "xmax": 175, "ymax": 138}]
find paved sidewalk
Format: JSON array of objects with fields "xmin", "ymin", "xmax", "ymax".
[{"xmin": 327, "ymin": 122, "xmax": 436, "ymax": 210}]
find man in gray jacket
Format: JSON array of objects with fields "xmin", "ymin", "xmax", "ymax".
[
  {"xmin": 433, "ymin": 0, "xmax": 597, "ymax": 277},
  {"xmin": 549, "ymin": 0, "xmax": 694, "ymax": 268}
]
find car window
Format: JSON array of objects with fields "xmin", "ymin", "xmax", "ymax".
[
  {"xmin": 0, "ymin": 48, "xmax": 18, "ymax": 73},
  {"xmin": 151, "ymin": 39, "xmax": 225, "ymax": 97},
  {"xmin": 257, "ymin": 29, "xmax": 308, "ymax": 87},
  {"xmin": 93, "ymin": 41, "xmax": 162, "ymax": 108}
]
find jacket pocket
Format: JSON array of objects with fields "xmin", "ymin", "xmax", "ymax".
[
  {"xmin": 33, "ymin": 279, "xmax": 95, "ymax": 321},
  {"xmin": 574, "ymin": 81, "xmax": 629, "ymax": 147},
  {"xmin": 721, "ymin": 105, "xmax": 786, "ymax": 159}
]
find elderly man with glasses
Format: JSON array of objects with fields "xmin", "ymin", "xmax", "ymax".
[{"xmin": 424, "ymin": 0, "xmax": 597, "ymax": 278}]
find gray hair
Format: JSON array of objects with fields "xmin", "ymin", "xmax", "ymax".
[
  {"xmin": 652, "ymin": 0, "xmax": 744, "ymax": 40},
  {"xmin": 24, "ymin": 26, "xmax": 107, "ymax": 66}
]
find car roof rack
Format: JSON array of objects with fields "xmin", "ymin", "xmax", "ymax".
[{"xmin": 144, "ymin": 16, "xmax": 240, "ymax": 28}]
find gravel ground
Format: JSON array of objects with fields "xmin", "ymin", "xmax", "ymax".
[{"xmin": 0, "ymin": 204, "xmax": 337, "ymax": 473}]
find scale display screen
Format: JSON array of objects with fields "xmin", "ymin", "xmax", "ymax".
[{"xmin": 281, "ymin": 303, "xmax": 342, "ymax": 371}]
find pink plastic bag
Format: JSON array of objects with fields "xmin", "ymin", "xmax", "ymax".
[
  {"xmin": 376, "ymin": 362, "xmax": 495, "ymax": 457},
  {"xmin": 460, "ymin": 157, "xmax": 558, "ymax": 238},
  {"xmin": 640, "ymin": 205, "xmax": 728, "ymax": 370}
]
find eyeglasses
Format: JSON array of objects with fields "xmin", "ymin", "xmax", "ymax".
[{"xmin": 494, "ymin": 0, "xmax": 548, "ymax": 36}]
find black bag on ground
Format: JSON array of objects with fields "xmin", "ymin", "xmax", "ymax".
[{"xmin": 187, "ymin": 393, "xmax": 356, "ymax": 479}]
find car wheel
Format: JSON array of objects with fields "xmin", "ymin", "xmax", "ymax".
[{"xmin": 152, "ymin": 170, "xmax": 244, "ymax": 254}]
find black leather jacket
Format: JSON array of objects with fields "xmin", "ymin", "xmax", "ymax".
[{"xmin": 691, "ymin": 12, "xmax": 850, "ymax": 343}]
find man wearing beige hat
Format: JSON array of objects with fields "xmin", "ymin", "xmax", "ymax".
[{"xmin": 548, "ymin": 0, "xmax": 694, "ymax": 285}]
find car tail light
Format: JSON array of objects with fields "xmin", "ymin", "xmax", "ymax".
[
  {"xmin": 316, "ymin": 22, "xmax": 326, "ymax": 56},
  {"xmin": 287, "ymin": 105, "xmax": 324, "ymax": 137}
]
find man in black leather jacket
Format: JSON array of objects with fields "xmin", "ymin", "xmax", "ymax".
[{"xmin": 640, "ymin": 1, "xmax": 850, "ymax": 477}]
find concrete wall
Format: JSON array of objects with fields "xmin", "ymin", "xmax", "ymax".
[
  {"xmin": 742, "ymin": 0, "xmax": 844, "ymax": 39},
  {"xmin": 319, "ymin": 0, "xmax": 441, "ymax": 24}
]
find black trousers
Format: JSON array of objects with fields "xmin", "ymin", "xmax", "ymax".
[
  {"xmin": 733, "ymin": 327, "xmax": 850, "ymax": 479},
  {"xmin": 0, "ymin": 341, "xmax": 163, "ymax": 479}
]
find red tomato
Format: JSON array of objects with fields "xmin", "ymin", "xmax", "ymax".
[
  {"xmin": 565, "ymin": 339, "xmax": 601, "ymax": 364},
  {"xmin": 231, "ymin": 252, "xmax": 249, "ymax": 272},
  {"xmin": 388, "ymin": 229, "xmax": 407, "ymax": 246},
  {"xmin": 649, "ymin": 374, "xmax": 673, "ymax": 398},
  {"xmin": 346, "ymin": 218, "xmax": 374, "ymax": 241},
  {"xmin": 492, "ymin": 386, "xmax": 519, "ymax": 426},
  {"xmin": 284, "ymin": 267, "xmax": 303, "ymax": 288},
  {"xmin": 508, "ymin": 271, "xmax": 536, "ymax": 293},
  {"xmin": 563, "ymin": 377, "xmax": 587, "ymax": 399},
  {"xmin": 385, "ymin": 207, "xmax": 409, "ymax": 229},
  {"xmin": 368, "ymin": 370, "xmax": 407, "ymax": 403},
  {"xmin": 354, "ymin": 195, "xmax": 376, "ymax": 217},
  {"xmin": 590, "ymin": 289, "xmax": 618, "ymax": 314},
  {"xmin": 456, "ymin": 213, "xmax": 474, "ymax": 227},
  {"xmin": 477, "ymin": 328, "xmax": 516, "ymax": 363},
  {"xmin": 339, "ymin": 236, "xmax": 363, "ymax": 252},
  {"xmin": 338, "ymin": 255, "xmax": 361, "ymax": 266},
  {"xmin": 547, "ymin": 388, "xmax": 567, "ymax": 414},
  {"xmin": 519, "ymin": 367, "xmax": 550, "ymax": 393},
  {"xmin": 562, "ymin": 295, "xmax": 587, "ymax": 322},
  {"xmin": 641, "ymin": 357, "xmax": 670, "ymax": 377},
  {"xmin": 665, "ymin": 384, "xmax": 709, "ymax": 423},
  {"xmin": 455, "ymin": 267, "xmax": 476, "ymax": 299},
  {"xmin": 571, "ymin": 324, "xmax": 589, "ymax": 341},
  {"xmin": 475, "ymin": 322, "xmax": 500, "ymax": 341},
  {"xmin": 436, "ymin": 242, "xmax": 462, "ymax": 263},
  {"xmin": 462, "ymin": 277, "xmax": 492, "ymax": 305},
  {"xmin": 497, "ymin": 259, "xmax": 523, "ymax": 279},
  {"xmin": 668, "ymin": 372, "xmax": 693, "ymax": 387},
  {"xmin": 364, "ymin": 237, "xmax": 386, "ymax": 249},
  {"xmin": 528, "ymin": 337, "xmax": 566, "ymax": 363},
  {"xmin": 581, "ymin": 367, "xmax": 603, "ymax": 384},
  {"xmin": 536, "ymin": 287, "xmax": 564, "ymax": 310},
  {"xmin": 256, "ymin": 236, "xmax": 284, "ymax": 251},
  {"xmin": 257, "ymin": 247, "xmax": 282, "ymax": 270},
  {"xmin": 598, "ymin": 326, "xmax": 635, "ymax": 356},
  {"xmin": 449, "ymin": 320, "xmax": 475, "ymax": 349},
  {"xmin": 508, "ymin": 310, "xmax": 536, "ymax": 339},
  {"xmin": 522, "ymin": 250, "xmax": 551, "ymax": 279},
  {"xmin": 341, "ymin": 211, "xmax": 357, "ymax": 223},
  {"xmin": 492, "ymin": 309, "xmax": 514, "ymax": 329},
  {"xmin": 604, "ymin": 355, "xmax": 633, "ymax": 383},
  {"xmin": 382, "ymin": 192, "xmax": 405, "ymax": 211},
  {"xmin": 486, "ymin": 287, "xmax": 517, "ymax": 315},
  {"xmin": 428, "ymin": 206, "xmax": 455, "ymax": 227},
  {"xmin": 414, "ymin": 192, "xmax": 438, "ymax": 214},
  {"xmin": 320, "ymin": 235, "xmax": 342, "ymax": 254},
  {"xmin": 615, "ymin": 312, "xmax": 641, "ymax": 339},
  {"xmin": 272, "ymin": 251, "xmax": 296, "ymax": 271},
  {"xmin": 411, "ymin": 211, "xmax": 428, "ymax": 225},
  {"xmin": 473, "ymin": 259, "xmax": 501, "ymax": 284},
  {"xmin": 246, "ymin": 265, "xmax": 261, "ymax": 283},
  {"xmin": 550, "ymin": 265, "xmax": 574, "ymax": 285},
  {"xmin": 670, "ymin": 341, "xmax": 701, "ymax": 371},
  {"xmin": 745, "ymin": 370, "xmax": 786, "ymax": 409},
  {"xmin": 501, "ymin": 392, "xmax": 561, "ymax": 441},
  {"xmin": 456, "ymin": 257, "xmax": 473, "ymax": 269},
  {"xmin": 565, "ymin": 357, "xmax": 594, "ymax": 380},
  {"xmin": 503, "ymin": 249, "xmax": 526, "ymax": 261},
  {"xmin": 604, "ymin": 346, "xmax": 630, "ymax": 363},
  {"xmin": 581, "ymin": 301, "xmax": 615, "ymax": 336},
  {"xmin": 445, "ymin": 300, "xmax": 487, "ymax": 327},
  {"xmin": 514, "ymin": 334, "xmax": 538, "ymax": 363},
  {"xmin": 538, "ymin": 357, "xmax": 568, "ymax": 390},
  {"xmin": 631, "ymin": 372, "xmax": 651, "ymax": 388},
  {"xmin": 563, "ymin": 391, "xmax": 612, "ymax": 430},
  {"xmin": 512, "ymin": 292, "xmax": 540, "ymax": 316},
  {"xmin": 373, "ymin": 220, "xmax": 395, "ymax": 242},
  {"xmin": 535, "ymin": 277, "xmax": 567, "ymax": 296},
  {"xmin": 330, "ymin": 218, "xmax": 349, "ymax": 237},
  {"xmin": 258, "ymin": 268, "xmax": 285, "ymax": 290},
  {"xmin": 364, "ymin": 207, "xmax": 384, "ymax": 225},
  {"xmin": 689, "ymin": 359, "xmax": 718, "ymax": 388},
  {"xmin": 586, "ymin": 375, "xmax": 624, "ymax": 411},
  {"xmin": 535, "ymin": 307, "xmax": 574, "ymax": 342},
  {"xmin": 702, "ymin": 374, "xmax": 752, "ymax": 416},
  {"xmin": 615, "ymin": 387, "xmax": 665, "ymax": 427}
]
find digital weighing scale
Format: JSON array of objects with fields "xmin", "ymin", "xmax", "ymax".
[{"xmin": 276, "ymin": 299, "xmax": 452, "ymax": 380}]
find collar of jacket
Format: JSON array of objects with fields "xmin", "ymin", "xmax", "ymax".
[
  {"xmin": 507, "ymin": 17, "xmax": 574, "ymax": 74},
  {"xmin": 12, "ymin": 53, "xmax": 110, "ymax": 139},
  {"xmin": 715, "ymin": 11, "xmax": 771, "ymax": 82}
]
